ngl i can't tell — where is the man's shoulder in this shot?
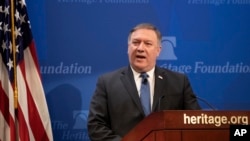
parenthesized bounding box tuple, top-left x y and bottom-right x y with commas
(156, 67, 190, 84)
(157, 66, 186, 77)
(100, 66, 128, 78)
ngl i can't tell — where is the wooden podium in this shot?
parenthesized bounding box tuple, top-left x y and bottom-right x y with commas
(122, 110, 250, 141)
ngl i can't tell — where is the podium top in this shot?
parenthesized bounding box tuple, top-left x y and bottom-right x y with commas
(122, 110, 250, 141)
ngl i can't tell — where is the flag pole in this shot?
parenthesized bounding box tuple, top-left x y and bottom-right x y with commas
(10, 0, 18, 109)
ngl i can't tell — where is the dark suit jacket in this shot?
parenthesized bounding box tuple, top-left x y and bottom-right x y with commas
(87, 66, 201, 141)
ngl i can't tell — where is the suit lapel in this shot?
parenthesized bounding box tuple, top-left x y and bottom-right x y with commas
(120, 67, 145, 114)
(152, 67, 168, 112)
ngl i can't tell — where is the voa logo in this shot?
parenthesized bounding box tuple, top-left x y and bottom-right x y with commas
(157, 36, 177, 61)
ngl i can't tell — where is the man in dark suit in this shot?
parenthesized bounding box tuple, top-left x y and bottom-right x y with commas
(87, 23, 201, 141)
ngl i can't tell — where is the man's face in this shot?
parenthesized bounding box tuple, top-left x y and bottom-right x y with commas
(128, 28, 161, 72)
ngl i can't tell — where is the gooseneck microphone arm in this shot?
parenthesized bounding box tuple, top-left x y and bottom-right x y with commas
(192, 95, 216, 111)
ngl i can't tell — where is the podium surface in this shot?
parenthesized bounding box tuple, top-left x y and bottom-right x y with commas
(122, 110, 250, 141)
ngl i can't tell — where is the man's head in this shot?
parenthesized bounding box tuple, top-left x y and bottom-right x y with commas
(128, 23, 162, 72)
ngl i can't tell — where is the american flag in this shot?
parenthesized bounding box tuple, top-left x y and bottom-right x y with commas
(0, 0, 53, 140)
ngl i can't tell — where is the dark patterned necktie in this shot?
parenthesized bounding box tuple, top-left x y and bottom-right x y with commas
(140, 73, 151, 116)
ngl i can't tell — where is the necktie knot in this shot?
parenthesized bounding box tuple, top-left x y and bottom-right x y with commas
(140, 73, 148, 84)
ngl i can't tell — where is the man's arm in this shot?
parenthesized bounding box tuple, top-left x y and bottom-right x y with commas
(183, 75, 201, 110)
(87, 76, 122, 141)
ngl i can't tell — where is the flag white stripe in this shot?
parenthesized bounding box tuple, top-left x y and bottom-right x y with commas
(0, 113, 11, 141)
(16, 64, 35, 140)
(0, 55, 15, 118)
(0, 54, 15, 141)
(23, 48, 53, 140)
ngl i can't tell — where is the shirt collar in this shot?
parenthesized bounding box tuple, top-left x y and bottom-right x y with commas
(130, 66, 155, 79)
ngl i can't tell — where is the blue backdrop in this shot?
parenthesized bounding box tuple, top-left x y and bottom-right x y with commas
(26, 0, 250, 140)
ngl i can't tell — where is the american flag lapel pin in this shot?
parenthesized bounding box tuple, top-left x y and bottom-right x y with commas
(158, 75, 163, 79)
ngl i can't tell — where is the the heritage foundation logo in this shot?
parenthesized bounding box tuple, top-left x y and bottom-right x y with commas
(158, 36, 177, 60)
(52, 110, 89, 140)
(158, 36, 250, 74)
(73, 110, 88, 129)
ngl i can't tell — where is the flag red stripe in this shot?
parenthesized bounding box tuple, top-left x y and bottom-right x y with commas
(29, 41, 41, 79)
(17, 105, 30, 141)
(0, 83, 16, 141)
(27, 86, 49, 141)
(18, 49, 49, 141)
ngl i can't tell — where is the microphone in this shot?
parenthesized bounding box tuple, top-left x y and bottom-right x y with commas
(192, 95, 216, 111)
(158, 95, 165, 111)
